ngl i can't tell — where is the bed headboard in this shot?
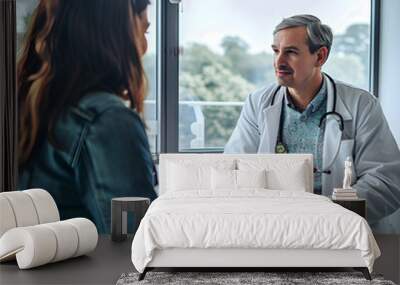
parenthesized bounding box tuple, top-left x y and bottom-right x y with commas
(159, 154, 314, 195)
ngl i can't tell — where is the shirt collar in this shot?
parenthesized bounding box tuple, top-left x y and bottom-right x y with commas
(285, 77, 327, 114)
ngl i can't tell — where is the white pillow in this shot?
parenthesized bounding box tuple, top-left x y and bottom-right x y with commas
(237, 169, 267, 189)
(266, 167, 307, 191)
(167, 162, 207, 191)
(237, 159, 309, 192)
(211, 168, 267, 190)
(211, 168, 236, 190)
(166, 160, 235, 192)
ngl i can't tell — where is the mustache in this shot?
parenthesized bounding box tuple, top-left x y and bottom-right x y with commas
(276, 65, 293, 73)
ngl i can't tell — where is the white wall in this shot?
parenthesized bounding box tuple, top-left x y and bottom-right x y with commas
(379, 0, 400, 146)
(375, 3, 400, 284)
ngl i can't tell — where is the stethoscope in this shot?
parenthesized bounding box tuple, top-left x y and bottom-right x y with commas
(271, 73, 344, 175)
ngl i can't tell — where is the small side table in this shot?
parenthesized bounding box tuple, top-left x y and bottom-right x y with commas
(111, 197, 150, 242)
(332, 198, 366, 218)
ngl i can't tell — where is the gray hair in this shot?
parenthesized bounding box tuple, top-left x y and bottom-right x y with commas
(273, 15, 333, 56)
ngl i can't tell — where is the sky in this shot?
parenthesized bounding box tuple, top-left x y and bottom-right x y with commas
(16, 0, 371, 56)
(179, 0, 371, 54)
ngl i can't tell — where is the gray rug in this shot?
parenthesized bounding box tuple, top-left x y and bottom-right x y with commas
(117, 271, 396, 285)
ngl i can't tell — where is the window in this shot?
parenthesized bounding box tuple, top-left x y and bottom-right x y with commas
(177, 0, 371, 151)
(16, 0, 159, 153)
(15, 1, 376, 154)
(143, 1, 158, 153)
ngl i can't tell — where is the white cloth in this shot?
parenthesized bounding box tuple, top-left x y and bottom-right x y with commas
(131, 190, 380, 273)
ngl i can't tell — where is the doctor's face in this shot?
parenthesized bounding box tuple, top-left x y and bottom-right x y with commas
(272, 26, 323, 89)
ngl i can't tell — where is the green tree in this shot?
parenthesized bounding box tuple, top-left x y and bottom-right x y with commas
(180, 43, 230, 75)
(324, 54, 365, 87)
(221, 36, 274, 87)
(180, 42, 256, 147)
(331, 23, 370, 89)
(180, 62, 254, 147)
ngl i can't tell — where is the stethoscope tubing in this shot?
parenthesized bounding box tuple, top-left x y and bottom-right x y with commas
(271, 73, 344, 174)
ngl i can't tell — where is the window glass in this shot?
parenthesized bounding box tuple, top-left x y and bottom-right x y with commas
(178, 0, 371, 150)
(143, 1, 158, 153)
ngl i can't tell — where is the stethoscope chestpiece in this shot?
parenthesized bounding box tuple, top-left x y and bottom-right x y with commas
(275, 142, 287, 154)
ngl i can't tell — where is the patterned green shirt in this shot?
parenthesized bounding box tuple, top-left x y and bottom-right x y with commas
(281, 79, 327, 194)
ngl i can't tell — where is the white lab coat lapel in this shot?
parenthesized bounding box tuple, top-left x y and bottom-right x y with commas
(258, 88, 285, 153)
(322, 74, 352, 194)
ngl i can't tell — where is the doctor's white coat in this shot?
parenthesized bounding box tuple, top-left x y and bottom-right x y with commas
(225, 74, 400, 233)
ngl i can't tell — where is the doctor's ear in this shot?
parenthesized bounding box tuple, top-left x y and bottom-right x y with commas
(315, 46, 329, 67)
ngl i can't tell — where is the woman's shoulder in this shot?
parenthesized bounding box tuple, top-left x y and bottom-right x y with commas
(65, 91, 144, 130)
(74, 91, 129, 120)
(55, 91, 140, 139)
(52, 92, 145, 165)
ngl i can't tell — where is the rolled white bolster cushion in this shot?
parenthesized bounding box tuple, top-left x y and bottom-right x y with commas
(0, 218, 98, 269)
(65, 218, 98, 257)
(0, 226, 57, 269)
(0, 189, 60, 239)
(0, 196, 17, 237)
(23, 189, 60, 224)
(42, 221, 79, 262)
(0, 191, 39, 228)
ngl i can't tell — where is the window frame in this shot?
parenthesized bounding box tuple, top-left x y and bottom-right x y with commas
(159, 0, 179, 154)
(0, 0, 17, 192)
(370, 0, 381, 97)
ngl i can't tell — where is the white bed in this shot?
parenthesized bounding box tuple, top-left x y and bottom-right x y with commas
(131, 154, 380, 280)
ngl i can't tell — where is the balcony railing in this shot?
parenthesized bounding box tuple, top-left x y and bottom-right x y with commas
(143, 99, 244, 152)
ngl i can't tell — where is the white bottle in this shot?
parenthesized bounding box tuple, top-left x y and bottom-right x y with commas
(343, 156, 353, 189)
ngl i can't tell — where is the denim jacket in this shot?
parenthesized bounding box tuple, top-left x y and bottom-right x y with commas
(19, 92, 158, 233)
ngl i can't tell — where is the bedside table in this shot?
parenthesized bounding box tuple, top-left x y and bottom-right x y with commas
(332, 198, 366, 218)
(111, 197, 150, 242)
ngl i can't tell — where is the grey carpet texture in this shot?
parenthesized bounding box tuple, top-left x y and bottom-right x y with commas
(116, 271, 396, 285)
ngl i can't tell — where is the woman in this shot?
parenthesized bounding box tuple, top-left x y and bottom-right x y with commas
(17, 0, 157, 233)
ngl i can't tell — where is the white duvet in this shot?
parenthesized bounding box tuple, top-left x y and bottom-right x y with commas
(131, 190, 380, 273)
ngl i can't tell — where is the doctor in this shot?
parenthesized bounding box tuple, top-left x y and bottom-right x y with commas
(225, 15, 400, 232)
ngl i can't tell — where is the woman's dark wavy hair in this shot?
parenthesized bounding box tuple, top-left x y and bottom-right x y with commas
(17, 0, 150, 166)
